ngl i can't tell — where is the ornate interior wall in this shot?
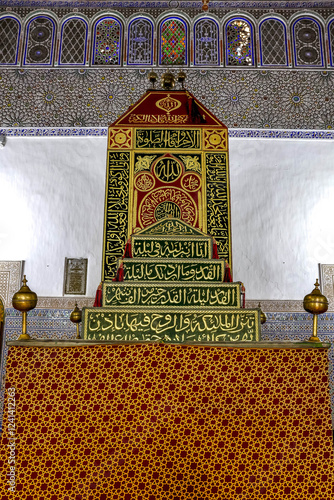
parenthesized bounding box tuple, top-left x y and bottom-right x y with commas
(1, 0, 334, 422)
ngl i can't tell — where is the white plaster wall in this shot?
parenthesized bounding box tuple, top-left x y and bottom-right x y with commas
(0, 135, 333, 300)
(229, 137, 334, 300)
(0, 136, 107, 297)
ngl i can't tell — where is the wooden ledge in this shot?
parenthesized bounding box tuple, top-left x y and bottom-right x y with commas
(6, 339, 330, 349)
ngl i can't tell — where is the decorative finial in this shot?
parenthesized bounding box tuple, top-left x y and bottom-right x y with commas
(202, 0, 209, 11)
(161, 71, 175, 90)
(177, 71, 186, 89)
(303, 278, 328, 342)
(12, 275, 38, 340)
(70, 303, 82, 339)
(258, 303, 267, 325)
(148, 70, 158, 89)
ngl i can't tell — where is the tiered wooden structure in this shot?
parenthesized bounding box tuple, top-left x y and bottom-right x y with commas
(82, 218, 260, 342)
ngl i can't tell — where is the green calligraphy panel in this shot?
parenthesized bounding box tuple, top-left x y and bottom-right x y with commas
(121, 258, 225, 282)
(135, 129, 201, 150)
(82, 307, 260, 342)
(131, 236, 212, 259)
(206, 152, 231, 265)
(102, 282, 241, 308)
(103, 151, 130, 280)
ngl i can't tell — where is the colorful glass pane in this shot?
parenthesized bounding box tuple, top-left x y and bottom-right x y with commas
(128, 18, 153, 65)
(160, 18, 187, 65)
(194, 19, 219, 65)
(94, 18, 121, 65)
(226, 19, 253, 66)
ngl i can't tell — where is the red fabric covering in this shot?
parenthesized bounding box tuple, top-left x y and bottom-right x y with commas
(223, 262, 233, 282)
(113, 262, 124, 282)
(212, 240, 219, 259)
(123, 239, 132, 258)
(93, 282, 102, 307)
(240, 282, 246, 308)
(1, 344, 333, 498)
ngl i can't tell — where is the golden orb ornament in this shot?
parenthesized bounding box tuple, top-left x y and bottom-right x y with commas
(177, 71, 186, 89)
(161, 71, 175, 90)
(12, 275, 37, 340)
(258, 303, 267, 325)
(70, 303, 82, 339)
(303, 279, 328, 342)
(148, 70, 158, 89)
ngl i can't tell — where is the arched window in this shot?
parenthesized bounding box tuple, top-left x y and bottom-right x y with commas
(24, 16, 55, 65)
(160, 17, 187, 65)
(292, 18, 324, 67)
(59, 17, 88, 65)
(0, 16, 21, 65)
(194, 18, 219, 66)
(259, 18, 288, 66)
(92, 17, 122, 65)
(328, 19, 334, 66)
(225, 18, 255, 66)
(127, 18, 153, 65)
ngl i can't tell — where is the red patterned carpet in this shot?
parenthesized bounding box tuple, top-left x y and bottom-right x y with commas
(1, 343, 334, 499)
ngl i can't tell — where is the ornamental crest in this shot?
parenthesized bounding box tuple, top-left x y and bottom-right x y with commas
(156, 94, 182, 115)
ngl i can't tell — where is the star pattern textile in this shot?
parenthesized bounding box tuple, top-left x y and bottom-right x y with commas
(0, 343, 333, 499)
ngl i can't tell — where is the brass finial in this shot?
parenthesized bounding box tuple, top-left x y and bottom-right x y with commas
(258, 303, 267, 325)
(202, 0, 209, 10)
(303, 279, 328, 342)
(161, 71, 175, 90)
(12, 275, 37, 340)
(70, 303, 82, 339)
(177, 71, 186, 89)
(148, 70, 158, 89)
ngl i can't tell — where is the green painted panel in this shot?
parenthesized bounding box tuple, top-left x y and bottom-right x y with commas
(135, 129, 201, 150)
(121, 258, 224, 281)
(206, 152, 231, 265)
(82, 307, 261, 342)
(103, 282, 241, 308)
(103, 151, 130, 280)
(131, 236, 212, 259)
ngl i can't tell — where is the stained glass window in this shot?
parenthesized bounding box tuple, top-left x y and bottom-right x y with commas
(24, 16, 55, 65)
(328, 20, 334, 66)
(259, 19, 288, 66)
(0, 16, 20, 65)
(127, 18, 153, 65)
(194, 18, 219, 66)
(160, 17, 187, 65)
(93, 17, 122, 65)
(225, 18, 254, 66)
(59, 17, 87, 65)
(292, 18, 323, 67)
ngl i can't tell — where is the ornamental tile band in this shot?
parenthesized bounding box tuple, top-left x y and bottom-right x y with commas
(1, 68, 334, 131)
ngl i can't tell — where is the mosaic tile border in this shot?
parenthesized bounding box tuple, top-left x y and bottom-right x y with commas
(1, 0, 334, 8)
(1, 127, 334, 140)
(1, 68, 334, 130)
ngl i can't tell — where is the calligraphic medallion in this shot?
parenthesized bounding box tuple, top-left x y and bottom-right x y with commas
(153, 157, 182, 183)
(108, 128, 132, 149)
(134, 172, 155, 192)
(204, 129, 227, 150)
(155, 94, 182, 114)
(139, 187, 197, 227)
(181, 172, 202, 192)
